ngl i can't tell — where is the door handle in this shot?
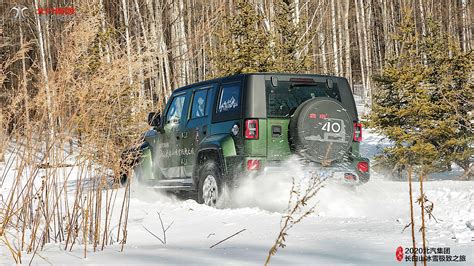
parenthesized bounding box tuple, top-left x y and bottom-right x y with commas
(202, 125, 207, 135)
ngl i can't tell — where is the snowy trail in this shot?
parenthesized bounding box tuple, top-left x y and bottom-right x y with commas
(1, 130, 473, 265)
(14, 175, 472, 265)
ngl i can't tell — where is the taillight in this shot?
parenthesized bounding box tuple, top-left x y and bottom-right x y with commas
(344, 173, 357, 181)
(247, 159, 260, 170)
(245, 119, 259, 139)
(353, 122, 362, 142)
(357, 161, 369, 173)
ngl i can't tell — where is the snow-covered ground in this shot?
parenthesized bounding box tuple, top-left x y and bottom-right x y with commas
(1, 111, 473, 264)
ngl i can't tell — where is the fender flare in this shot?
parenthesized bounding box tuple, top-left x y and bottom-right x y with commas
(193, 134, 237, 183)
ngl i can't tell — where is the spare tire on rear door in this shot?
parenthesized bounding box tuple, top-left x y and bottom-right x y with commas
(289, 98, 353, 165)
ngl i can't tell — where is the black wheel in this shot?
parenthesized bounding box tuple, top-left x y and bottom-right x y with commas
(118, 154, 133, 185)
(119, 162, 141, 187)
(119, 170, 129, 186)
(197, 161, 223, 207)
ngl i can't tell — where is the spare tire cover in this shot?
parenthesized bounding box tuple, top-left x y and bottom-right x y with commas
(289, 98, 353, 164)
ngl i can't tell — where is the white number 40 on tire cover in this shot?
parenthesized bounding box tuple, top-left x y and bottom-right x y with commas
(321, 121, 341, 133)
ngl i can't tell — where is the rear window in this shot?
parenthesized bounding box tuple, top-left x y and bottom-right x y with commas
(217, 83, 240, 113)
(266, 81, 341, 117)
(212, 81, 242, 122)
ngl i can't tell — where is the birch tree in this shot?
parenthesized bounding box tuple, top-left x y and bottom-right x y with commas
(343, 0, 352, 85)
(330, 0, 339, 75)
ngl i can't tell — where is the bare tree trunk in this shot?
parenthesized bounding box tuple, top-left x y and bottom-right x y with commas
(99, 0, 111, 63)
(135, 34, 145, 106)
(418, 0, 427, 64)
(337, 0, 344, 76)
(330, 0, 339, 74)
(381, 0, 390, 59)
(294, 0, 300, 24)
(355, 0, 366, 94)
(344, 0, 352, 85)
(259, 0, 273, 34)
(156, 0, 172, 103)
(171, 0, 190, 87)
(44, 18, 53, 72)
(19, 22, 29, 128)
(319, 28, 328, 74)
(418, 0, 427, 37)
(121, 0, 134, 86)
(133, 0, 149, 104)
(34, 0, 53, 136)
(390, 0, 400, 57)
(145, 0, 162, 108)
(360, 0, 372, 103)
(461, 0, 470, 52)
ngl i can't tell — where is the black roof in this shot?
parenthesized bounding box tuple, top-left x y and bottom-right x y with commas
(173, 72, 342, 93)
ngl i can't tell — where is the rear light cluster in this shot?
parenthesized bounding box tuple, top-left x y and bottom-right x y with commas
(353, 122, 363, 142)
(357, 161, 369, 173)
(344, 173, 357, 181)
(245, 119, 259, 139)
(247, 159, 261, 170)
(245, 119, 260, 171)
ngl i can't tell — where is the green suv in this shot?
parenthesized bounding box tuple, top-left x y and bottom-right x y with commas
(121, 73, 369, 206)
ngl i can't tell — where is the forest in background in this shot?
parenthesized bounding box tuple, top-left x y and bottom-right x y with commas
(1, 0, 472, 108)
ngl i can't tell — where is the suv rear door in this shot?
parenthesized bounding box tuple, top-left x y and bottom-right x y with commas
(182, 84, 217, 177)
(265, 79, 342, 160)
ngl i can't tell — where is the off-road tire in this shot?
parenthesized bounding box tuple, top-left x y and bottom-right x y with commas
(197, 161, 223, 207)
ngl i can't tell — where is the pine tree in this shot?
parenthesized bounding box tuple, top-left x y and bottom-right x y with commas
(209, 0, 311, 77)
(272, 0, 310, 72)
(210, 0, 274, 77)
(423, 21, 473, 176)
(369, 11, 473, 178)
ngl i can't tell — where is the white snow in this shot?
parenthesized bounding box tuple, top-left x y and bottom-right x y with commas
(1, 126, 473, 264)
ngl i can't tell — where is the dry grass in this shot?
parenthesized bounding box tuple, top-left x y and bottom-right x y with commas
(265, 174, 325, 265)
(0, 6, 149, 263)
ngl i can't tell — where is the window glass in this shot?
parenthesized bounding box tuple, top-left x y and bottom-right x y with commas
(266, 81, 341, 117)
(217, 83, 240, 113)
(166, 95, 186, 124)
(191, 89, 208, 118)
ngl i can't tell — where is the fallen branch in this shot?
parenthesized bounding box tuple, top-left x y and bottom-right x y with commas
(157, 211, 173, 244)
(209, 229, 246, 248)
(142, 212, 173, 245)
(142, 225, 164, 244)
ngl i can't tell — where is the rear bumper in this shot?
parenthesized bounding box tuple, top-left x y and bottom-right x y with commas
(263, 165, 367, 184)
(249, 157, 370, 184)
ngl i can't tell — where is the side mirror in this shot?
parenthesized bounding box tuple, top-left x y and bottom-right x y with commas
(147, 112, 161, 128)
